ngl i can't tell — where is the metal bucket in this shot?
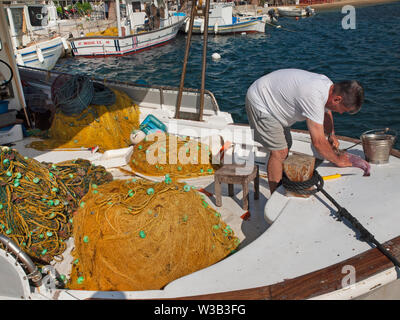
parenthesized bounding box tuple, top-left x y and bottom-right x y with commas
(360, 128, 397, 164)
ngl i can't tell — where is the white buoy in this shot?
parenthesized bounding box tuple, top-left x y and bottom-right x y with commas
(200, 20, 205, 34)
(185, 19, 190, 33)
(241, 32, 246, 35)
(214, 23, 219, 35)
(16, 52, 24, 66)
(130, 129, 146, 145)
(212, 52, 221, 61)
(61, 37, 69, 50)
(36, 46, 44, 63)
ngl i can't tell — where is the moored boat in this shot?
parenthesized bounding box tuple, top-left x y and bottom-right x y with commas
(68, 0, 186, 57)
(183, 2, 270, 35)
(4, 2, 68, 70)
(277, 5, 315, 17)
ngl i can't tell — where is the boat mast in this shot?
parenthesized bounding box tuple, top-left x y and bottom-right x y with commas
(116, 0, 122, 37)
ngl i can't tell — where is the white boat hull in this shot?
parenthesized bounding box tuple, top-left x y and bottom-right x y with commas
(15, 36, 65, 71)
(277, 6, 315, 17)
(3, 67, 400, 301)
(69, 18, 185, 57)
(190, 18, 266, 34)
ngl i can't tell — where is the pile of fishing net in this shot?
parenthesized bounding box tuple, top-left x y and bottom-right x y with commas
(0, 147, 112, 264)
(129, 132, 220, 179)
(68, 178, 239, 291)
(28, 88, 140, 152)
(85, 27, 119, 37)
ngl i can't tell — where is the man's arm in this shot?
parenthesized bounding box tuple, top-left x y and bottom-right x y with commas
(324, 110, 339, 150)
(306, 118, 351, 167)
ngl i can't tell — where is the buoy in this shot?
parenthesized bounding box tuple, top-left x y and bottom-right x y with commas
(185, 19, 190, 33)
(130, 129, 146, 145)
(16, 52, 24, 66)
(241, 32, 246, 35)
(36, 46, 44, 63)
(200, 20, 205, 34)
(212, 52, 221, 61)
(214, 23, 219, 35)
(61, 37, 69, 50)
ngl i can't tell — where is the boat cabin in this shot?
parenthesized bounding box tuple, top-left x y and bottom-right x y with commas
(4, 3, 58, 50)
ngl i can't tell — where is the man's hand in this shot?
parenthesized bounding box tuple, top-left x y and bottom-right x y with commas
(328, 134, 340, 151)
(336, 152, 352, 167)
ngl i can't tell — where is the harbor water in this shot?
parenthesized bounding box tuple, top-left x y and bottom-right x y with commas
(54, 2, 400, 149)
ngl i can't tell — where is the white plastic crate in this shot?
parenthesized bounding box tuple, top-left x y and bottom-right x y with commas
(0, 124, 23, 145)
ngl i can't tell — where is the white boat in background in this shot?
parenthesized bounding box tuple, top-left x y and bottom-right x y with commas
(4, 2, 68, 70)
(184, 2, 270, 35)
(277, 5, 315, 17)
(68, 0, 186, 57)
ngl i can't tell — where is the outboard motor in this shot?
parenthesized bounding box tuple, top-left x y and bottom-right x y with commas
(267, 8, 278, 22)
(305, 6, 313, 17)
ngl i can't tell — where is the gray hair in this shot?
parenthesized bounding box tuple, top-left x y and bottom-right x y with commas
(333, 80, 364, 114)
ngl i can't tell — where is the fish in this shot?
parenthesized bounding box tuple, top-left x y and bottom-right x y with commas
(346, 152, 371, 176)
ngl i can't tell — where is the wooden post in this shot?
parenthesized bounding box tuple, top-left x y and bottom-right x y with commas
(283, 154, 315, 198)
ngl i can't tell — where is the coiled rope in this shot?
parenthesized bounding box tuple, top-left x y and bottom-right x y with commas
(282, 170, 400, 268)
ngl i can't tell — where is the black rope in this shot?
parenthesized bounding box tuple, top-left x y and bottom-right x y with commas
(282, 170, 400, 268)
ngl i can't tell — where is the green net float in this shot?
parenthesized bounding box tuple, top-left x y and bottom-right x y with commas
(92, 190, 98, 195)
(48, 200, 54, 206)
(6, 171, 12, 177)
(33, 177, 40, 184)
(128, 191, 134, 197)
(3, 159, 9, 165)
(51, 164, 57, 170)
(138, 145, 143, 150)
(69, 173, 74, 179)
(16, 172, 22, 179)
(13, 180, 20, 187)
(77, 276, 84, 284)
(49, 213, 55, 218)
(73, 258, 79, 265)
(139, 230, 146, 239)
(46, 232, 53, 237)
(80, 201, 85, 208)
(213, 224, 220, 230)
(5, 229, 12, 235)
(183, 185, 191, 192)
(146, 188, 155, 195)
(182, 215, 188, 222)
(200, 169, 204, 173)
(52, 187, 59, 193)
(83, 236, 89, 243)
(60, 274, 66, 282)
(41, 249, 47, 256)
(54, 199, 60, 206)
(177, 166, 182, 171)
(207, 168, 213, 173)
(69, 218, 73, 224)
(39, 233, 44, 239)
(0, 204, 3, 210)
(92, 184, 98, 189)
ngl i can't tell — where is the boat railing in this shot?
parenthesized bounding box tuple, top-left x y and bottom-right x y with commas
(18, 65, 221, 121)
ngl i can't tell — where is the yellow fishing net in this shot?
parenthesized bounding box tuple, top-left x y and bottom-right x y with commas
(85, 27, 119, 37)
(68, 178, 239, 291)
(0, 147, 112, 264)
(129, 132, 221, 179)
(29, 90, 140, 152)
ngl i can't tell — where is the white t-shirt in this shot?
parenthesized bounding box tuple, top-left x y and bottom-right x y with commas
(246, 69, 333, 127)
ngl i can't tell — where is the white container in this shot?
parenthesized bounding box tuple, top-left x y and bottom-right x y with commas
(91, 146, 133, 168)
(0, 124, 23, 145)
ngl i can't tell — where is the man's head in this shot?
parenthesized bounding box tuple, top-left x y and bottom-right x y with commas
(326, 80, 364, 114)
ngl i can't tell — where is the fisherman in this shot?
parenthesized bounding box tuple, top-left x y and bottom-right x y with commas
(245, 68, 364, 193)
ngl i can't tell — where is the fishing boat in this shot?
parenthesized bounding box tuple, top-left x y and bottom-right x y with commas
(183, 2, 270, 35)
(4, 2, 68, 70)
(2, 5, 400, 301)
(277, 5, 315, 17)
(68, 0, 186, 57)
